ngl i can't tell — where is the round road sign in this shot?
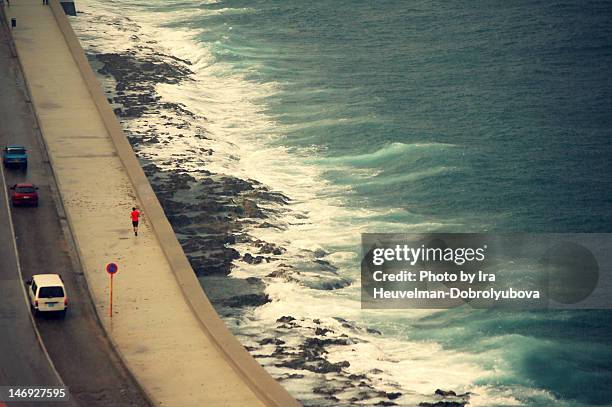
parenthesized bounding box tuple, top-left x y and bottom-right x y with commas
(106, 263, 118, 274)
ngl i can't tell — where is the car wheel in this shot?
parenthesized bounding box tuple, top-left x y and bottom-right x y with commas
(60, 309, 67, 318)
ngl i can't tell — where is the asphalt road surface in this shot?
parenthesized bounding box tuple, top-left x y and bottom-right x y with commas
(0, 153, 69, 407)
(0, 13, 149, 407)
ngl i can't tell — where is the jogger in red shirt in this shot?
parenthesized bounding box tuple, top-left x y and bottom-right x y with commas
(131, 207, 141, 236)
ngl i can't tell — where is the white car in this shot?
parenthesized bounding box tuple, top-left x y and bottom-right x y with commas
(27, 274, 68, 317)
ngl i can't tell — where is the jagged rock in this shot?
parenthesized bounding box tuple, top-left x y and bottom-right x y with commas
(367, 327, 382, 335)
(243, 253, 265, 264)
(241, 198, 264, 218)
(314, 248, 328, 258)
(387, 392, 402, 400)
(259, 338, 286, 346)
(219, 294, 270, 308)
(167, 214, 191, 227)
(258, 242, 285, 255)
(313, 386, 341, 396)
(303, 337, 350, 348)
(315, 327, 332, 336)
(314, 259, 338, 272)
(434, 389, 471, 398)
(266, 269, 291, 279)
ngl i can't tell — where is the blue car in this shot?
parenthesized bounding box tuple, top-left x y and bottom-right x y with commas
(3, 146, 28, 170)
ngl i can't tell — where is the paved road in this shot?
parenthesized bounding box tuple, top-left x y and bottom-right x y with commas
(0, 153, 68, 407)
(0, 13, 149, 407)
(0, 12, 67, 407)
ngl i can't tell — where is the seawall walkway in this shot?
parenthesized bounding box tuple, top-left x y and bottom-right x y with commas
(3, 1, 298, 406)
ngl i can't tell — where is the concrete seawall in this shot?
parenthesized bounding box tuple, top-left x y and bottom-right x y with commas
(4, 1, 299, 406)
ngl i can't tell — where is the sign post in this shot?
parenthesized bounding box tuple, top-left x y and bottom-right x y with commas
(106, 263, 118, 318)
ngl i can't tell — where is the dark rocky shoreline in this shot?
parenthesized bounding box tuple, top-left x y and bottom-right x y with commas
(85, 27, 470, 406)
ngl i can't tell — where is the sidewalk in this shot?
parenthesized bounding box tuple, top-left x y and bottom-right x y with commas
(3, 1, 288, 406)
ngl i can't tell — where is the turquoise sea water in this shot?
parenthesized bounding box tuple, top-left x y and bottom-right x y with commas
(179, 0, 612, 233)
(73, 1, 612, 405)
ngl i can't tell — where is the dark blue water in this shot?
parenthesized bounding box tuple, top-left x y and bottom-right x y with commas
(76, 0, 612, 405)
(183, 0, 612, 233)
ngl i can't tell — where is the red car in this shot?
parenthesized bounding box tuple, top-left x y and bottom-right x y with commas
(10, 183, 39, 207)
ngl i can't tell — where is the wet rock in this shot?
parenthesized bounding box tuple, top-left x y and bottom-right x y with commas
(308, 278, 352, 291)
(219, 176, 253, 194)
(241, 198, 264, 218)
(219, 293, 270, 308)
(417, 389, 471, 407)
(257, 221, 284, 230)
(167, 214, 191, 228)
(314, 248, 328, 258)
(313, 386, 341, 396)
(276, 358, 349, 374)
(259, 338, 286, 346)
(245, 277, 261, 284)
(434, 389, 470, 398)
(188, 247, 241, 276)
(276, 324, 298, 330)
(304, 337, 350, 348)
(248, 189, 291, 205)
(257, 242, 285, 255)
(314, 259, 338, 272)
(277, 373, 305, 381)
(243, 253, 266, 264)
(315, 327, 333, 336)
(265, 269, 298, 281)
(386, 392, 402, 400)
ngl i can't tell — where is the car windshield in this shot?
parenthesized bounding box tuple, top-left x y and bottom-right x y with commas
(7, 148, 25, 155)
(15, 186, 35, 193)
(38, 286, 64, 298)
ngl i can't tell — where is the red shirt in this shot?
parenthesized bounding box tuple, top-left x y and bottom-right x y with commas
(131, 210, 141, 221)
